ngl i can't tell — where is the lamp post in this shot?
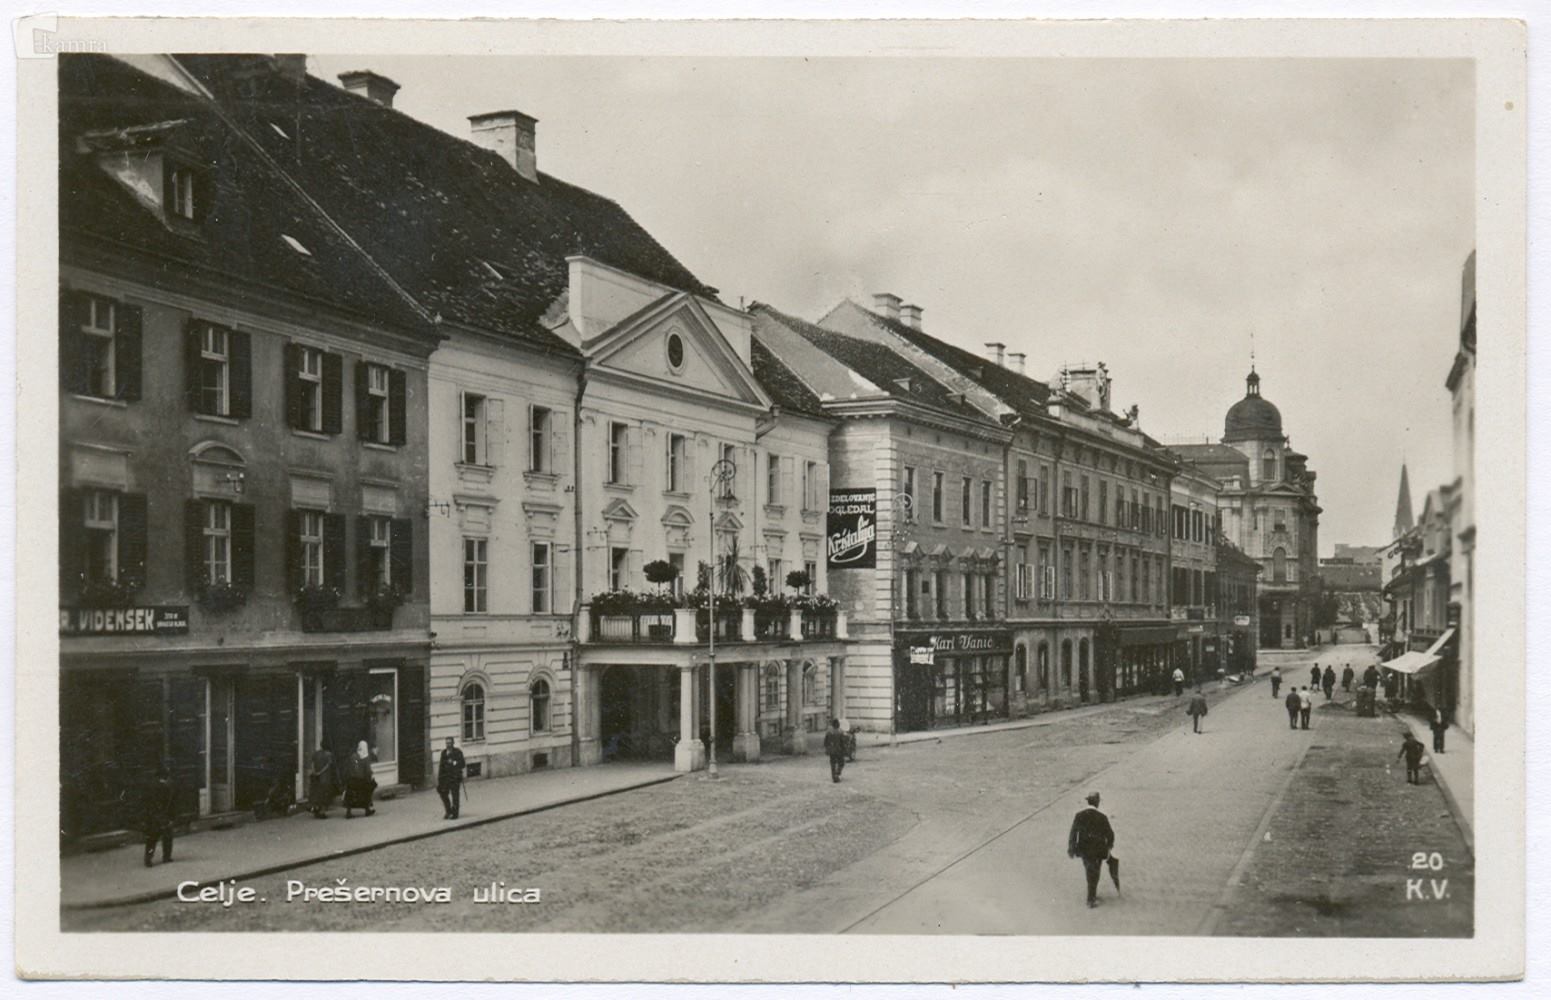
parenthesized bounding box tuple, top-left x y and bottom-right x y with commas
(706, 458, 736, 778)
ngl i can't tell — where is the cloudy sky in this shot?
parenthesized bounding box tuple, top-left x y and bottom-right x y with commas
(312, 54, 1475, 554)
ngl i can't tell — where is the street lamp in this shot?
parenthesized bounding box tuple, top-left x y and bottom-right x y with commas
(706, 457, 736, 778)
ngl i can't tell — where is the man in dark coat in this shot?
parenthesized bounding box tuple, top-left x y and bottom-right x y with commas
(1310, 664, 1321, 689)
(437, 736, 466, 819)
(1341, 665, 1355, 692)
(1186, 692, 1209, 734)
(1429, 706, 1449, 754)
(1322, 665, 1337, 700)
(1067, 792, 1116, 908)
(138, 765, 177, 867)
(1398, 732, 1426, 784)
(1284, 688, 1301, 730)
(1363, 664, 1381, 690)
(1270, 667, 1282, 698)
(823, 718, 848, 783)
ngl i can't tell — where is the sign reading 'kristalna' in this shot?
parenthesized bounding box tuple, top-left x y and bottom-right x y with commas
(827, 487, 877, 570)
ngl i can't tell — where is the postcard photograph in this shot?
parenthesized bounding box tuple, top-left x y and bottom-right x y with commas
(13, 14, 1527, 984)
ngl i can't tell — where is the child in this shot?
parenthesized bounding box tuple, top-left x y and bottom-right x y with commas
(1397, 732, 1426, 785)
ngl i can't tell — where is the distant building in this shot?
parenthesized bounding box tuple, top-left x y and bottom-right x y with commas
(1446, 251, 1476, 735)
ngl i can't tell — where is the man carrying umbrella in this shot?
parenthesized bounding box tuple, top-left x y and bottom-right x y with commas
(1067, 791, 1116, 909)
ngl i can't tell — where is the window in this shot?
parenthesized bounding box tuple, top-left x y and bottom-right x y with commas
(764, 667, 782, 715)
(608, 422, 629, 484)
(1061, 546, 1073, 600)
(963, 572, 976, 619)
(801, 663, 818, 706)
(934, 570, 949, 618)
(669, 553, 686, 597)
(81, 295, 116, 398)
(668, 433, 689, 492)
(297, 347, 324, 432)
(529, 406, 552, 472)
(1130, 554, 1140, 602)
(803, 461, 820, 511)
(932, 472, 945, 522)
(83, 490, 119, 583)
(461, 393, 487, 465)
(530, 679, 551, 733)
(1141, 558, 1151, 605)
(1131, 489, 1141, 530)
(1016, 460, 1030, 514)
(365, 516, 391, 588)
(1080, 475, 1090, 521)
(299, 511, 325, 587)
(1099, 480, 1108, 525)
(531, 542, 552, 613)
(463, 537, 488, 613)
(1099, 548, 1112, 602)
(1062, 471, 1075, 518)
(765, 452, 781, 504)
(611, 547, 630, 591)
(666, 331, 686, 371)
(1263, 449, 1277, 482)
(768, 557, 783, 593)
(1038, 543, 1054, 600)
(803, 560, 817, 594)
(170, 166, 198, 219)
(1273, 547, 1287, 583)
(198, 325, 230, 416)
(201, 500, 232, 585)
(902, 466, 917, 506)
(719, 443, 737, 499)
(1079, 546, 1091, 600)
(981, 480, 992, 528)
(461, 683, 486, 741)
(961, 477, 973, 526)
(1038, 464, 1050, 515)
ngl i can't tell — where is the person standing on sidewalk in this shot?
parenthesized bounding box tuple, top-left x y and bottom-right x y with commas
(136, 764, 177, 868)
(1322, 665, 1336, 700)
(342, 741, 377, 819)
(1341, 664, 1355, 693)
(1363, 663, 1381, 691)
(1310, 664, 1322, 690)
(1284, 687, 1301, 729)
(1068, 792, 1116, 909)
(1429, 705, 1448, 754)
(307, 743, 335, 819)
(1172, 667, 1185, 697)
(437, 737, 466, 819)
(1398, 731, 1426, 784)
(1271, 666, 1282, 698)
(823, 718, 848, 783)
(1186, 692, 1208, 733)
(1299, 687, 1313, 730)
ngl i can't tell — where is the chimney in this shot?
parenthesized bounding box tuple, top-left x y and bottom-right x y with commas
(899, 303, 923, 330)
(338, 70, 401, 108)
(469, 110, 540, 184)
(872, 293, 902, 321)
(1007, 352, 1026, 375)
(984, 342, 1006, 367)
(272, 54, 308, 84)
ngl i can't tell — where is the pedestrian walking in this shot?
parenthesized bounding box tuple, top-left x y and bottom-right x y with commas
(1310, 664, 1321, 690)
(136, 764, 177, 868)
(1172, 667, 1185, 697)
(342, 740, 377, 819)
(823, 718, 848, 782)
(1429, 705, 1448, 754)
(307, 742, 335, 818)
(1363, 663, 1381, 691)
(1067, 792, 1116, 909)
(436, 736, 466, 819)
(1398, 732, 1426, 784)
(1284, 688, 1301, 729)
(1186, 692, 1208, 733)
(1299, 687, 1313, 730)
(1322, 665, 1336, 700)
(1341, 664, 1355, 693)
(1270, 666, 1282, 698)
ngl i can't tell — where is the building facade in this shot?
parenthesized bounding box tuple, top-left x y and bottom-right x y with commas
(59, 54, 440, 839)
(1445, 251, 1476, 736)
(1169, 464, 1221, 682)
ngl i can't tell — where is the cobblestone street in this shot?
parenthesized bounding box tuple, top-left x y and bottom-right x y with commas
(66, 652, 1471, 936)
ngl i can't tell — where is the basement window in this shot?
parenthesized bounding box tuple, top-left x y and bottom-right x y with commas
(281, 233, 312, 257)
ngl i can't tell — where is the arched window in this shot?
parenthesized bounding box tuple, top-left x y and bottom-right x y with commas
(801, 661, 818, 706)
(1262, 449, 1276, 482)
(461, 682, 485, 742)
(530, 678, 551, 733)
(1061, 639, 1073, 688)
(1037, 643, 1050, 691)
(1272, 547, 1287, 583)
(1014, 645, 1028, 693)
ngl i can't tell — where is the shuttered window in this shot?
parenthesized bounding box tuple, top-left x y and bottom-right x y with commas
(60, 290, 141, 401)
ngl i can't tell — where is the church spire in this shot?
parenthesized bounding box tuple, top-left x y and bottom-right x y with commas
(1393, 463, 1415, 539)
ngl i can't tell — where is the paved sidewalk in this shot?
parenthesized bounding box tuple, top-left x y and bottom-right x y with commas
(1398, 713, 1475, 852)
(63, 762, 676, 909)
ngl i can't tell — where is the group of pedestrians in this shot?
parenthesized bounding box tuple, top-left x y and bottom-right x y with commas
(306, 741, 381, 820)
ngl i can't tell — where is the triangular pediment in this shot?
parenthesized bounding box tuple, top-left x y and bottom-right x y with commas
(585, 294, 771, 410)
(602, 498, 639, 522)
(713, 510, 744, 533)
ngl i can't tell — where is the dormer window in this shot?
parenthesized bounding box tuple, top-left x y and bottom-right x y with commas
(170, 166, 198, 219)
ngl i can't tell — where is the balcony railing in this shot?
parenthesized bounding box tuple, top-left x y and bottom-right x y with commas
(800, 609, 838, 639)
(696, 608, 743, 642)
(591, 608, 678, 642)
(580, 604, 847, 645)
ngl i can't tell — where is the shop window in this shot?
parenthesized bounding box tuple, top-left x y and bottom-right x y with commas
(367, 668, 398, 768)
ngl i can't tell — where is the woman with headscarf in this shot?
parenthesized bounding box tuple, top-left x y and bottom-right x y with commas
(307, 742, 335, 819)
(342, 740, 377, 819)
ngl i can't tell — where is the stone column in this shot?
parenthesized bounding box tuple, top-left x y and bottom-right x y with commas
(784, 658, 809, 755)
(674, 664, 705, 772)
(576, 665, 603, 765)
(732, 662, 760, 762)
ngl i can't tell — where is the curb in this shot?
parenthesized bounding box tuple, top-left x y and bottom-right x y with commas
(63, 773, 682, 911)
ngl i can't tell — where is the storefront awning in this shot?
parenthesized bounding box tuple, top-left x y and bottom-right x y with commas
(1425, 628, 1456, 656)
(1382, 651, 1440, 675)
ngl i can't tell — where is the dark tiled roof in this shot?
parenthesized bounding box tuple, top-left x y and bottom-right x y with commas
(822, 300, 1055, 416)
(750, 337, 827, 419)
(1170, 443, 1248, 467)
(176, 55, 716, 354)
(59, 54, 430, 334)
(751, 304, 965, 413)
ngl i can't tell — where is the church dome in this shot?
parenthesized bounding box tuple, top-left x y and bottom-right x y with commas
(1223, 369, 1283, 442)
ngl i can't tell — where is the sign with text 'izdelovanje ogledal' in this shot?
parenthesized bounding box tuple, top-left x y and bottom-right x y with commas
(827, 487, 876, 570)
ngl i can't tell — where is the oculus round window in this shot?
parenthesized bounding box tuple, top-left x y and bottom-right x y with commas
(666, 331, 685, 371)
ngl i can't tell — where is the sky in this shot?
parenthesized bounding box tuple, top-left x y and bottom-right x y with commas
(311, 54, 1475, 556)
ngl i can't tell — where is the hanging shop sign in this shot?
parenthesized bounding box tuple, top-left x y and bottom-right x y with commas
(922, 631, 1014, 655)
(60, 605, 190, 636)
(909, 646, 936, 665)
(827, 487, 877, 569)
(1233, 615, 1251, 627)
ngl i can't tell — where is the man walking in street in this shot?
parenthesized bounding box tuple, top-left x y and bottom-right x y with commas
(1398, 731, 1426, 784)
(1322, 665, 1337, 701)
(437, 736, 466, 820)
(137, 764, 177, 868)
(1172, 667, 1185, 697)
(1270, 666, 1282, 698)
(1299, 686, 1313, 730)
(1067, 791, 1116, 909)
(1186, 691, 1208, 734)
(1341, 664, 1355, 693)
(1310, 664, 1321, 690)
(824, 718, 848, 783)
(1363, 663, 1381, 691)
(1285, 687, 1301, 729)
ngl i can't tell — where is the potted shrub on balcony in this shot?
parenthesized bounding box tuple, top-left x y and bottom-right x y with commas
(293, 583, 342, 630)
(76, 575, 139, 609)
(785, 569, 812, 594)
(197, 580, 247, 614)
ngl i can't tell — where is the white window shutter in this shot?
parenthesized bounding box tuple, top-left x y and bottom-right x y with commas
(552, 410, 569, 479)
(485, 398, 505, 468)
(781, 455, 796, 507)
(457, 390, 468, 463)
(626, 425, 643, 486)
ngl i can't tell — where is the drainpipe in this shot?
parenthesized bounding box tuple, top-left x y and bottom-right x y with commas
(569, 367, 589, 770)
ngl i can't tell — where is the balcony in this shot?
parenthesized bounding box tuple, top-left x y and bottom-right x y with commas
(298, 605, 397, 633)
(591, 608, 678, 642)
(580, 598, 846, 646)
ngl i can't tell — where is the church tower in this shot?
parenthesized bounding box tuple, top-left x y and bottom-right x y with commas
(1393, 463, 1415, 540)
